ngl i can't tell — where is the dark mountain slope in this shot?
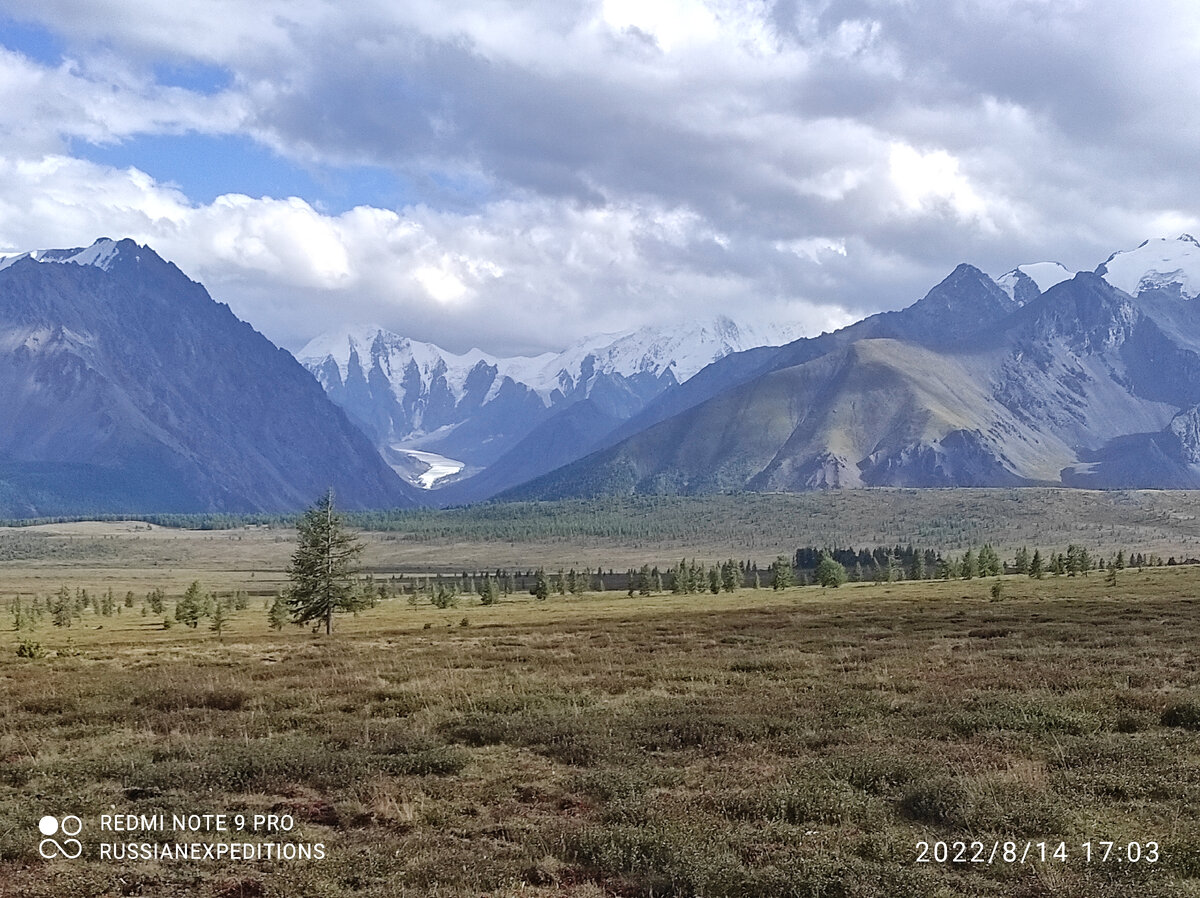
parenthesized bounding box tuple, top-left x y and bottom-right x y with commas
(0, 239, 417, 515)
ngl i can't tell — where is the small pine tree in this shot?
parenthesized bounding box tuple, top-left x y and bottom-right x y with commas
(176, 581, 204, 628)
(209, 599, 229, 636)
(51, 586, 73, 628)
(961, 549, 977, 580)
(532, 568, 550, 601)
(285, 490, 365, 634)
(639, 565, 653, 597)
(1013, 546, 1030, 575)
(1030, 549, 1044, 579)
(267, 593, 289, 630)
(772, 556, 794, 590)
(911, 552, 926, 581)
(721, 559, 739, 592)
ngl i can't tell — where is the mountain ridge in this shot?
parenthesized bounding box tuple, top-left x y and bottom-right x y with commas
(0, 238, 417, 516)
(501, 235, 1200, 500)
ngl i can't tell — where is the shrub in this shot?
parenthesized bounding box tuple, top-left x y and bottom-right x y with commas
(15, 639, 44, 659)
(1161, 699, 1200, 730)
(899, 776, 968, 827)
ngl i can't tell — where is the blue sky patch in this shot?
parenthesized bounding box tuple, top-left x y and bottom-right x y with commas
(0, 14, 65, 66)
(71, 132, 414, 213)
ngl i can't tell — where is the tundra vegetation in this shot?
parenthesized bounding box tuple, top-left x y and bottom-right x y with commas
(0, 499, 1198, 896)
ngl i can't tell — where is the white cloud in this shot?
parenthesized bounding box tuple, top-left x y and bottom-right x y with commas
(888, 142, 989, 222)
(0, 153, 855, 352)
(1, 1, 1199, 353)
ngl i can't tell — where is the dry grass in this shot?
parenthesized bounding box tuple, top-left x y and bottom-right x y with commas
(0, 563, 1198, 896)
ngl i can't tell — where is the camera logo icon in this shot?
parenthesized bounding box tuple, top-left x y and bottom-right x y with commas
(38, 815, 83, 859)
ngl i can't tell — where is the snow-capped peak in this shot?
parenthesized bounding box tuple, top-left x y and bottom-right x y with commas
(299, 316, 804, 408)
(0, 238, 124, 274)
(297, 326, 533, 402)
(996, 261, 1073, 301)
(1097, 234, 1200, 299)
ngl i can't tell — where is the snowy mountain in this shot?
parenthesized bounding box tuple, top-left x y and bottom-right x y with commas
(0, 237, 126, 272)
(1097, 234, 1200, 299)
(298, 317, 802, 495)
(996, 261, 1073, 305)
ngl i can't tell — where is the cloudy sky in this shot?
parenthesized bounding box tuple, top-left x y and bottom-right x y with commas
(0, 1, 1197, 354)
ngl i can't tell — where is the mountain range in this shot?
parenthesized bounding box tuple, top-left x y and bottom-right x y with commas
(297, 318, 802, 501)
(503, 235, 1200, 498)
(4, 234, 1200, 516)
(0, 239, 416, 516)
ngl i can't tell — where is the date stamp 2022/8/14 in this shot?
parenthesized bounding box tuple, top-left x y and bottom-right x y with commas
(915, 839, 1160, 866)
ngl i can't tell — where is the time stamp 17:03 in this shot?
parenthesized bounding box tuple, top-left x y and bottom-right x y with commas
(915, 840, 1160, 865)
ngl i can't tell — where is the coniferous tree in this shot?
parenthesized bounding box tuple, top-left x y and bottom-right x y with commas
(267, 593, 289, 630)
(721, 559, 739, 592)
(209, 599, 229, 636)
(772, 555, 794, 590)
(51, 586, 73, 628)
(532, 568, 550, 601)
(961, 549, 977, 580)
(1052, 553, 1066, 576)
(147, 587, 166, 614)
(176, 581, 204, 628)
(911, 552, 926, 581)
(285, 490, 365, 635)
(1013, 547, 1030, 575)
(979, 545, 1001, 577)
(1030, 549, 1044, 579)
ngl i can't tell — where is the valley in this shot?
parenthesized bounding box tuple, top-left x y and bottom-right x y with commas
(2, 521, 1198, 897)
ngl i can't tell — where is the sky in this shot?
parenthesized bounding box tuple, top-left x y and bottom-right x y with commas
(0, 1, 1197, 355)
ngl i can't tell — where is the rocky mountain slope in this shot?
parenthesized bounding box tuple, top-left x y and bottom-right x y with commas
(505, 235, 1200, 498)
(0, 239, 417, 516)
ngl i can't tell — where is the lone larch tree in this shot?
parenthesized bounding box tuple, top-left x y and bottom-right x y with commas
(286, 489, 365, 634)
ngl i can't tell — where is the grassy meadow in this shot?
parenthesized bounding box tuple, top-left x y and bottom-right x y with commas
(1, 496, 1199, 896)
